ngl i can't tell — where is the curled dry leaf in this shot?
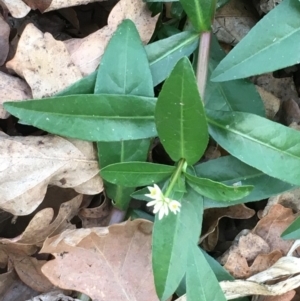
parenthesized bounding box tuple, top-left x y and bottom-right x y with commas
(201, 204, 255, 251)
(0, 71, 32, 118)
(65, 0, 159, 75)
(0, 132, 103, 215)
(6, 23, 83, 99)
(40, 219, 158, 301)
(79, 194, 111, 227)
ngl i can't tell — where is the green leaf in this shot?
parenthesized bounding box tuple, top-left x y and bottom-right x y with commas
(155, 57, 208, 165)
(100, 162, 175, 187)
(281, 216, 300, 240)
(152, 189, 203, 300)
(55, 31, 199, 97)
(211, 0, 300, 82)
(194, 156, 295, 208)
(94, 19, 153, 209)
(4, 94, 157, 142)
(185, 172, 253, 201)
(147, 30, 199, 86)
(94, 19, 154, 97)
(186, 245, 226, 301)
(207, 109, 300, 186)
(206, 35, 265, 117)
(179, 0, 216, 31)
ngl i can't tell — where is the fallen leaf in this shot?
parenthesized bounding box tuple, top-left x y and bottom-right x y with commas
(0, 132, 103, 215)
(45, 0, 105, 12)
(22, 0, 52, 11)
(64, 0, 159, 75)
(6, 23, 82, 98)
(12, 255, 54, 293)
(254, 291, 295, 301)
(41, 219, 158, 301)
(0, 71, 32, 118)
(253, 204, 295, 255)
(1, 0, 30, 18)
(256, 86, 280, 119)
(79, 195, 111, 227)
(201, 204, 255, 251)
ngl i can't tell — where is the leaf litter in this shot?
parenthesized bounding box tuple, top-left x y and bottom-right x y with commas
(1, 0, 300, 300)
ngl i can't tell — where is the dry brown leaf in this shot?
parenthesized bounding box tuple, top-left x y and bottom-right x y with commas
(40, 219, 158, 301)
(213, 0, 257, 45)
(22, 0, 52, 11)
(201, 204, 255, 251)
(79, 195, 111, 227)
(0, 71, 32, 118)
(220, 232, 271, 278)
(12, 255, 54, 293)
(65, 0, 159, 75)
(256, 86, 280, 119)
(249, 250, 282, 276)
(6, 23, 82, 98)
(253, 73, 298, 103)
(0, 133, 103, 215)
(253, 204, 295, 255)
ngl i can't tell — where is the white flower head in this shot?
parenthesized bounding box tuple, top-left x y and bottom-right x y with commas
(146, 185, 181, 220)
(145, 183, 164, 200)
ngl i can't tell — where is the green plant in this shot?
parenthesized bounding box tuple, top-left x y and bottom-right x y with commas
(4, 0, 300, 300)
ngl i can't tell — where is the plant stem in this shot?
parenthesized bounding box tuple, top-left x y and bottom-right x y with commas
(196, 31, 212, 99)
(164, 158, 186, 197)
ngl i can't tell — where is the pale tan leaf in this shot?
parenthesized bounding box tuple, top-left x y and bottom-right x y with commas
(45, 0, 105, 12)
(1, 0, 30, 18)
(0, 71, 32, 118)
(41, 219, 158, 301)
(6, 23, 82, 98)
(0, 133, 103, 215)
(65, 0, 159, 75)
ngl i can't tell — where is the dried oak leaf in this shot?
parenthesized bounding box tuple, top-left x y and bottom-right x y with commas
(0, 71, 32, 118)
(6, 23, 82, 99)
(253, 204, 295, 255)
(40, 219, 158, 301)
(0, 133, 103, 215)
(64, 0, 159, 75)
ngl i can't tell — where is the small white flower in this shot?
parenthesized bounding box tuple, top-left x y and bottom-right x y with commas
(145, 183, 164, 200)
(167, 198, 181, 214)
(146, 185, 181, 220)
